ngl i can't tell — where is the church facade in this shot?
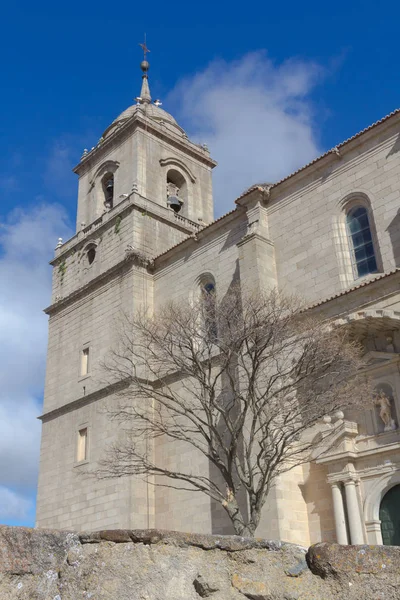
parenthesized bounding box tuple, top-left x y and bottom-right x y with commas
(36, 60, 400, 547)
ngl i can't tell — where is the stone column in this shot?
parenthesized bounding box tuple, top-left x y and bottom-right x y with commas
(344, 480, 364, 544)
(331, 483, 348, 544)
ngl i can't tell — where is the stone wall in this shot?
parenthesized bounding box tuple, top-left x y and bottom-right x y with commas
(267, 119, 400, 304)
(1, 526, 399, 600)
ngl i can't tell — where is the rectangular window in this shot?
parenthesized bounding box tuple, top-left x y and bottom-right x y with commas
(81, 347, 90, 376)
(77, 428, 88, 462)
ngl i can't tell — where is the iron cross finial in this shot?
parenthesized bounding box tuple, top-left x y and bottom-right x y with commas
(139, 35, 150, 60)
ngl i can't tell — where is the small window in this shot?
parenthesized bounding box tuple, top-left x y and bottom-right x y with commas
(87, 246, 96, 265)
(201, 277, 217, 340)
(77, 428, 88, 462)
(81, 347, 90, 376)
(102, 173, 114, 209)
(203, 282, 215, 295)
(346, 206, 378, 278)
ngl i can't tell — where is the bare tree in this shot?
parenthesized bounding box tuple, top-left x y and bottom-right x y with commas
(98, 287, 372, 536)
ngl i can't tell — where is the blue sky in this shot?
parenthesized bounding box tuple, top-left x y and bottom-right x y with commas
(1, 0, 400, 527)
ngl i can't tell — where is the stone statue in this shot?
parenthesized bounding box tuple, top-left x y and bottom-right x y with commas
(375, 393, 397, 431)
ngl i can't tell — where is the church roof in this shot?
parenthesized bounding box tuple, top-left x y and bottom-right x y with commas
(102, 59, 185, 140)
(235, 108, 400, 204)
(153, 107, 400, 266)
(103, 102, 185, 139)
(306, 268, 400, 310)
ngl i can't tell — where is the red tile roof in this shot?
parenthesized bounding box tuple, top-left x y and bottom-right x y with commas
(306, 269, 400, 310)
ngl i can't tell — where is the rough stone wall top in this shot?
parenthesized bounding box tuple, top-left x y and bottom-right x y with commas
(1, 526, 399, 600)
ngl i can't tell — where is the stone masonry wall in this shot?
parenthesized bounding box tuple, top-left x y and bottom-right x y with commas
(1, 526, 399, 600)
(268, 121, 400, 304)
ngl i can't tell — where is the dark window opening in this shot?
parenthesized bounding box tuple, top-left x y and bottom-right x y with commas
(201, 279, 217, 340)
(103, 173, 114, 209)
(87, 247, 96, 265)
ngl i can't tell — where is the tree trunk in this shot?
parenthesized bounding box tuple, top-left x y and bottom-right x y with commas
(222, 497, 257, 537)
(238, 523, 257, 537)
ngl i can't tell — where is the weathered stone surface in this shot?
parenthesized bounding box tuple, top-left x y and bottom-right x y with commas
(0, 526, 79, 575)
(307, 541, 400, 578)
(79, 528, 302, 552)
(193, 573, 220, 596)
(284, 555, 308, 578)
(0, 527, 400, 599)
(231, 573, 271, 599)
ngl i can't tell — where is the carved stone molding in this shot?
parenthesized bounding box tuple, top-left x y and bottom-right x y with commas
(159, 157, 197, 183)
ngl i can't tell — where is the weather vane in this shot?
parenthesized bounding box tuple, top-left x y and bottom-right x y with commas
(139, 35, 150, 61)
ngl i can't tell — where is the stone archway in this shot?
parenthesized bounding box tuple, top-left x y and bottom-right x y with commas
(364, 470, 400, 544)
(380, 485, 400, 545)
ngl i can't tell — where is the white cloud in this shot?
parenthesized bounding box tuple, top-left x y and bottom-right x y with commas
(0, 486, 31, 520)
(0, 204, 72, 521)
(44, 140, 77, 198)
(168, 52, 324, 216)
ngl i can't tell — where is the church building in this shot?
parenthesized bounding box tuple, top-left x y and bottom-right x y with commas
(36, 55, 400, 547)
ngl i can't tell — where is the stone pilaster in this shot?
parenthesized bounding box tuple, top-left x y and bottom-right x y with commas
(237, 200, 277, 293)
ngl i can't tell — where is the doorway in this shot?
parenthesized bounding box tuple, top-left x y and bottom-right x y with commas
(380, 485, 400, 545)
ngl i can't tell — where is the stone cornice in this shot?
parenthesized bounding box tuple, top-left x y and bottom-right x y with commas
(236, 231, 274, 248)
(133, 194, 201, 233)
(39, 371, 175, 421)
(317, 440, 400, 465)
(52, 193, 199, 264)
(52, 197, 133, 263)
(305, 269, 400, 315)
(74, 111, 216, 177)
(44, 258, 136, 316)
(39, 379, 131, 422)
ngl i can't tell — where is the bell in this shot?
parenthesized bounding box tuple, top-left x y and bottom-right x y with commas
(167, 195, 182, 213)
(105, 178, 114, 201)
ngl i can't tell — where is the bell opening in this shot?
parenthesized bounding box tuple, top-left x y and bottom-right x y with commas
(167, 195, 183, 213)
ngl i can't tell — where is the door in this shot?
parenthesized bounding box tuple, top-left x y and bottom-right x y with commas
(380, 485, 400, 546)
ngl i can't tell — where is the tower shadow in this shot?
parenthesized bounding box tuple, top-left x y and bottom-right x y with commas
(387, 208, 400, 268)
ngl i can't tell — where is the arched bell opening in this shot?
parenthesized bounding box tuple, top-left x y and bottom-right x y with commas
(102, 172, 114, 210)
(166, 169, 187, 216)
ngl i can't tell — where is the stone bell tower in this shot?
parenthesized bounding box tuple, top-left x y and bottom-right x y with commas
(75, 55, 216, 232)
(35, 50, 217, 532)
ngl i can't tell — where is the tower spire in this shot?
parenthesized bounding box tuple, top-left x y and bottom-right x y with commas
(137, 36, 151, 104)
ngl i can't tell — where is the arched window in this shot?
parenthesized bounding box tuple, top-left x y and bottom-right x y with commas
(166, 169, 187, 215)
(346, 206, 378, 278)
(86, 244, 97, 266)
(102, 173, 114, 210)
(199, 276, 217, 341)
